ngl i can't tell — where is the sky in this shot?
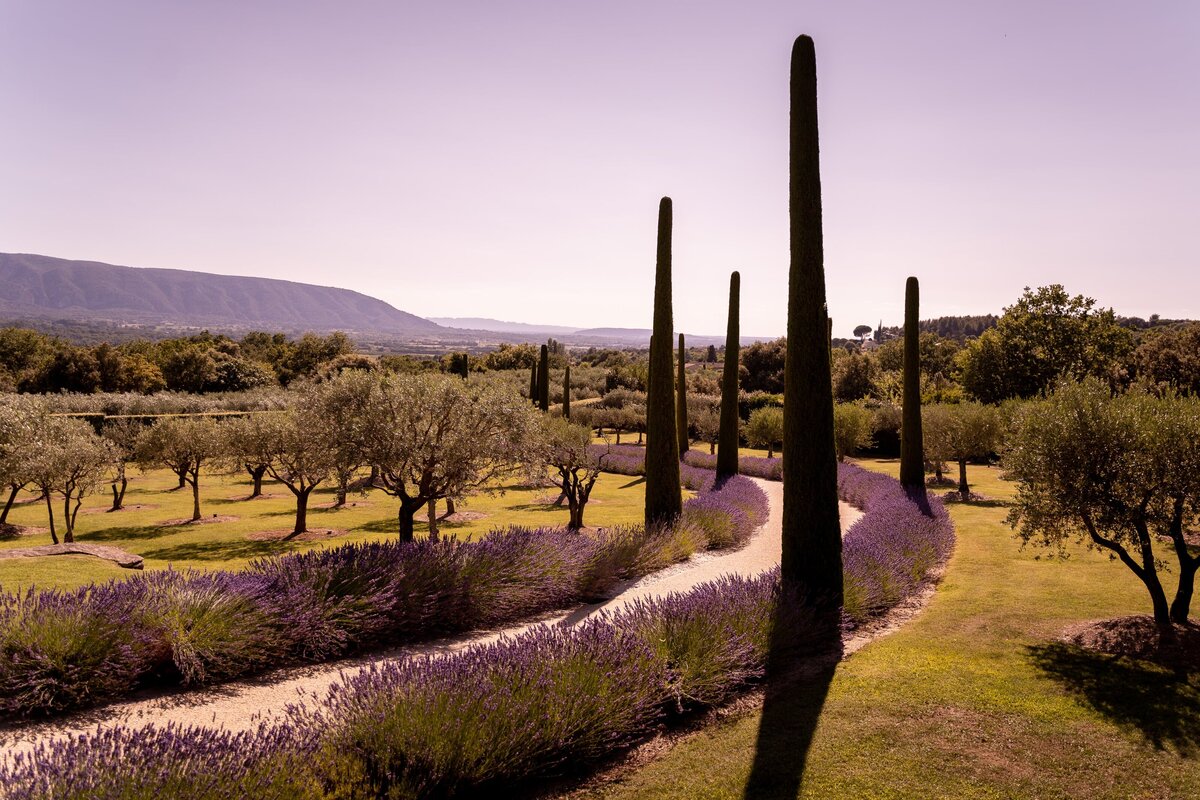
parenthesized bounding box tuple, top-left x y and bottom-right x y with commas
(1, 1, 1197, 338)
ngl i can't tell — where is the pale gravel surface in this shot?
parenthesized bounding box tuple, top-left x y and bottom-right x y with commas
(0, 478, 862, 759)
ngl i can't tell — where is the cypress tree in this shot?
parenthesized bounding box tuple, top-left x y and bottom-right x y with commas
(644, 197, 683, 528)
(716, 271, 741, 480)
(529, 362, 538, 405)
(537, 344, 550, 412)
(900, 276, 926, 497)
(563, 362, 571, 420)
(782, 35, 842, 609)
(676, 333, 689, 457)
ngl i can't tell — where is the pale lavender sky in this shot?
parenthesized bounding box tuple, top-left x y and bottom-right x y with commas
(2, 1, 1197, 336)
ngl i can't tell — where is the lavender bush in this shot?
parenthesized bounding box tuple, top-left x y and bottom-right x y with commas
(0, 476, 769, 719)
(837, 462, 954, 623)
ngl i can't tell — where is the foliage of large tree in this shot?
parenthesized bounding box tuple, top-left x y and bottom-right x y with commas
(300, 373, 377, 507)
(100, 418, 143, 511)
(739, 338, 786, 394)
(958, 285, 1133, 403)
(135, 417, 225, 521)
(1004, 380, 1200, 625)
(1131, 322, 1200, 395)
(922, 402, 1001, 499)
(362, 373, 539, 541)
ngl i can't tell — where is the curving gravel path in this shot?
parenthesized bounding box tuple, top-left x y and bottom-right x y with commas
(0, 478, 861, 759)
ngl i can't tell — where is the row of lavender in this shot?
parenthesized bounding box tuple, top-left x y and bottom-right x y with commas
(594, 445, 954, 624)
(0, 476, 769, 719)
(1, 463, 954, 799)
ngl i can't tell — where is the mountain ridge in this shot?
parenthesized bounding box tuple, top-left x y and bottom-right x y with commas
(0, 253, 440, 334)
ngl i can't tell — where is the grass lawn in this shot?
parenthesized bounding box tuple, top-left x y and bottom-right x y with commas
(584, 458, 1200, 799)
(0, 467, 652, 592)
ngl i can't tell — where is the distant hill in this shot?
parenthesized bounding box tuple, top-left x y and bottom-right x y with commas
(428, 317, 581, 335)
(0, 253, 441, 334)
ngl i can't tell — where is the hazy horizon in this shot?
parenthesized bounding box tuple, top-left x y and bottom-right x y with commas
(2, 1, 1197, 338)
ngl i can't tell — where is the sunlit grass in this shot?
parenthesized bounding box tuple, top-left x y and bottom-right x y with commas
(0, 468, 650, 591)
(586, 459, 1200, 799)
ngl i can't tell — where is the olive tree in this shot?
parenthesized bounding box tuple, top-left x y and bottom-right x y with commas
(244, 409, 336, 537)
(27, 417, 115, 543)
(923, 402, 1002, 499)
(832, 402, 874, 462)
(746, 406, 784, 459)
(539, 417, 610, 530)
(101, 418, 143, 511)
(362, 373, 539, 542)
(0, 396, 46, 525)
(298, 372, 376, 507)
(136, 416, 225, 521)
(221, 414, 273, 498)
(1004, 379, 1200, 625)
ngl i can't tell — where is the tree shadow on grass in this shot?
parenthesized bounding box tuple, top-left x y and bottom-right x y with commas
(81, 524, 177, 542)
(142, 538, 288, 563)
(743, 602, 842, 799)
(619, 476, 646, 489)
(1027, 642, 1200, 755)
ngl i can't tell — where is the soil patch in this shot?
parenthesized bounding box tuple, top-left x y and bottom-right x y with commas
(0, 523, 48, 539)
(440, 511, 488, 523)
(161, 515, 240, 526)
(1061, 615, 1200, 670)
(245, 528, 351, 542)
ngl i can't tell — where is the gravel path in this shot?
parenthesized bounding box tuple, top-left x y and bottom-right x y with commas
(0, 478, 861, 758)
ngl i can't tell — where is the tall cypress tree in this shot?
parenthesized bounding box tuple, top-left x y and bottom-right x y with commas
(563, 362, 571, 420)
(782, 35, 842, 609)
(900, 276, 926, 497)
(537, 344, 550, 412)
(716, 271, 741, 480)
(676, 333, 689, 457)
(645, 197, 683, 528)
(529, 362, 538, 405)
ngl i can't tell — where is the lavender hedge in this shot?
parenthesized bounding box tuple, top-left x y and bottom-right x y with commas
(1, 465, 953, 799)
(837, 461, 954, 624)
(0, 476, 769, 720)
(0, 572, 785, 800)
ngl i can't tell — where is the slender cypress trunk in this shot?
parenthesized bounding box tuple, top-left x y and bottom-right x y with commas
(644, 197, 683, 529)
(538, 345, 551, 412)
(563, 363, 571, 420)
(2, 484, 20, 524)
(677, 333, 689, 457)
(781, 35, 842, 610)
(900, 277, 926, 499)
(716, 272, 741, 480)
